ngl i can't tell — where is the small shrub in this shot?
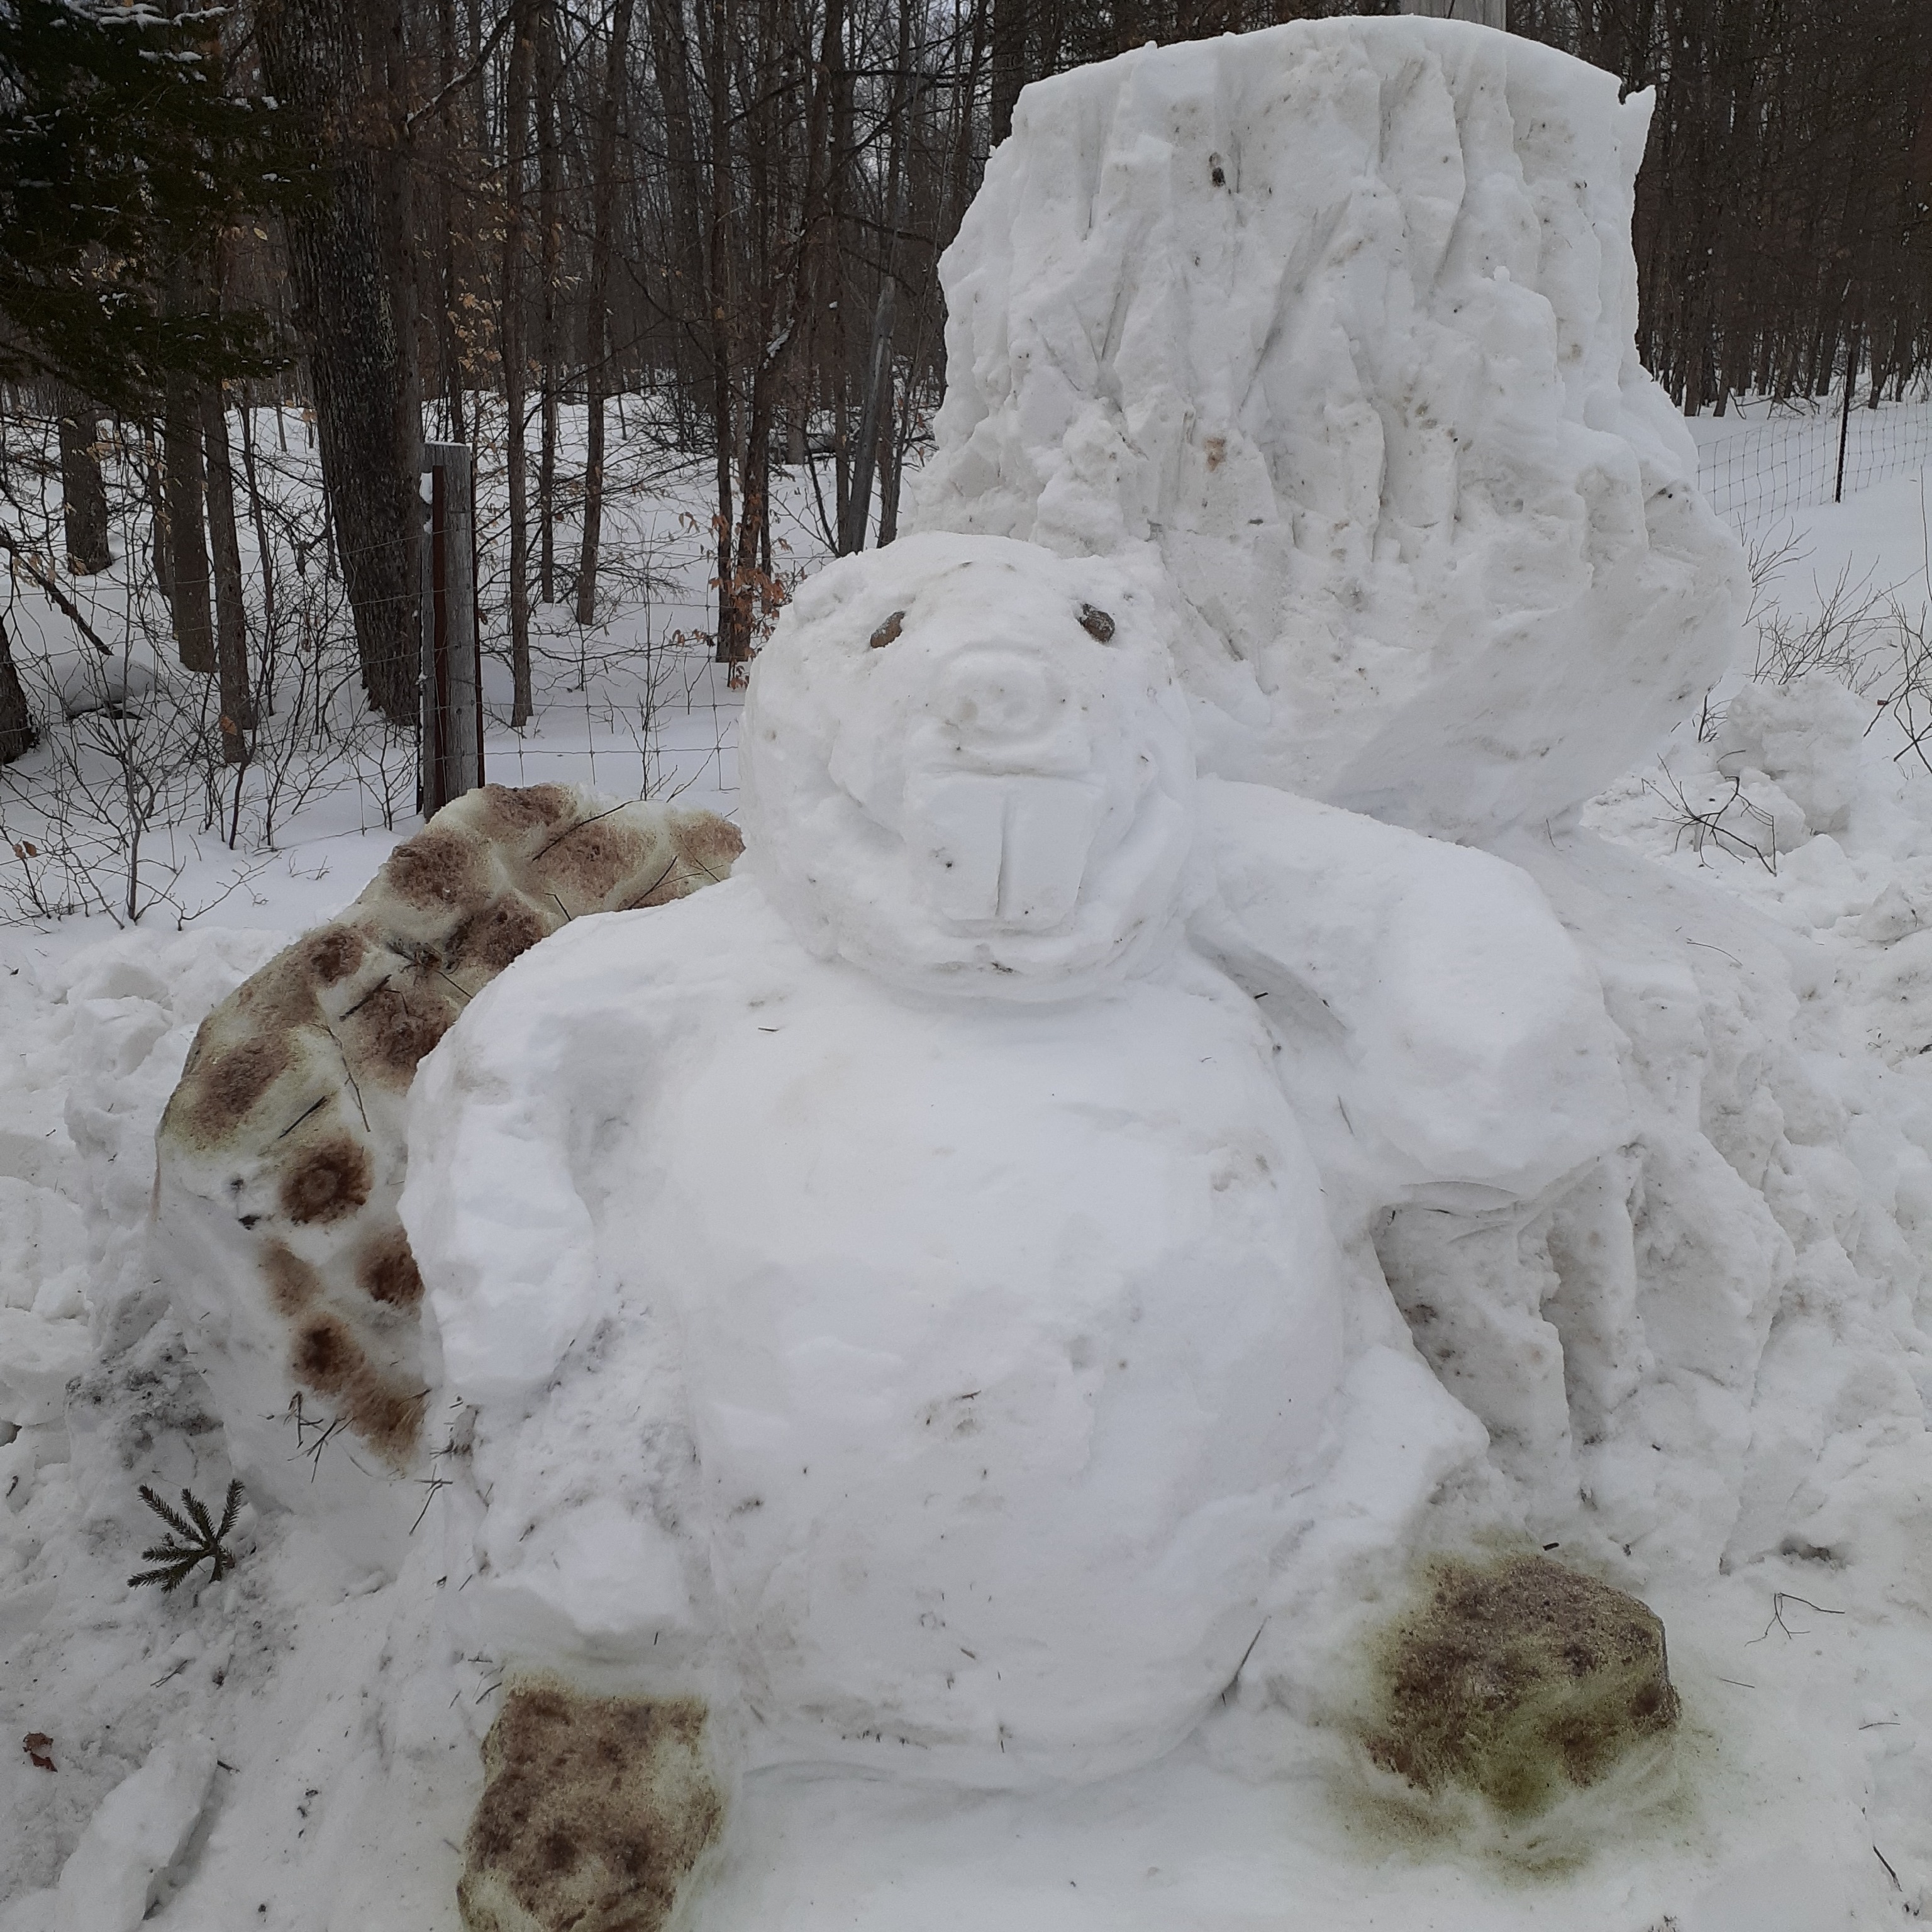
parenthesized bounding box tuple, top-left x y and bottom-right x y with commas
(128, 1478, 245, 1593)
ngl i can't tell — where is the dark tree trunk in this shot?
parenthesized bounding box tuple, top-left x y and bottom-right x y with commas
(237, 402, 277, 683)
(575, 0, 637, 628)
(142, 426, 171, 599)
(0, 614, 36, 765)
(536, 0, 560, 604)
(257, 0, 421, 721)
(201, 390, 254, 765)
(165, 377, 216, 674)
(436, 0, 467, 445)
(649, 0, 711, 424)
(55, 390, 112, 574)
(991, 0, 1024, 145)
(721, 0, 841, 665)
(840, 0, 911, 555)
(504, 0, 535, 724)
(828, 24, 853, 542)
(702, 0, 738, 662)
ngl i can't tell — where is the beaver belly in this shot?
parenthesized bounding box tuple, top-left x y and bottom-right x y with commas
(631, 958, 1345, 1784)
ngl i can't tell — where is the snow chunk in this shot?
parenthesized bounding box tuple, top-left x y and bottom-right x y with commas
(408, 884, 1349, 1783)
(1191, 777, 1627, 1198)
(53, 1737, 216, 1932)
(0, 1311, 92, 1430)
(911, 17, 1744, 840)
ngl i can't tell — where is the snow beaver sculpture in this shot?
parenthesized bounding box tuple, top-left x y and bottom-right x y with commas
(402, 535, 1629, 1911)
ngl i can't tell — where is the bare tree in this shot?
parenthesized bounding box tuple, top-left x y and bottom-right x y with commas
(256, 0, 421, 720)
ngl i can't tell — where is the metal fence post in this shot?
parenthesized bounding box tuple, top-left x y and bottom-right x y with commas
(1834, 327, 1860, 505)
(421, 442, 483, 815)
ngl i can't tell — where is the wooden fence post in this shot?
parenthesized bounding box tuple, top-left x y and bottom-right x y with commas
(421, 441, 484, 814)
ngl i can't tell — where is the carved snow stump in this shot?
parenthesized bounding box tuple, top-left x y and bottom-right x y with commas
(153, 784, 741, 1560)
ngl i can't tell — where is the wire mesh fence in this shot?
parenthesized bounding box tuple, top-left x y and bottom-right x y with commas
(1696, 391, 1932, 533)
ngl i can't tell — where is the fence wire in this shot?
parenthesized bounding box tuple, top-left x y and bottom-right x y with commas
(1696, 392, 1932, 533)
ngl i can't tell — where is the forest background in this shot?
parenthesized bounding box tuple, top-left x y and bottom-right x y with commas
(0, 0, 1928, 880)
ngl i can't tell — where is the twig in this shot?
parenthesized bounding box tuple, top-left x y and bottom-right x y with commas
(0, 525, 113, 655)
(1746, 1590, 1845, 1645)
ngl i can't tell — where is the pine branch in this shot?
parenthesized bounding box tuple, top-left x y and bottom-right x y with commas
(129, 1479, 246, 1593)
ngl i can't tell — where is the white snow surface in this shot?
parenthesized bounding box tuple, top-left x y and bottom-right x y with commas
(6, 482, 1932, 1924)
(910, 16, 1746, 840)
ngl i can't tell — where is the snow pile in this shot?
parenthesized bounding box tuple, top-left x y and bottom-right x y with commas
(911, 15, 1745, 840)
(401, 536, 1634, 1803)
(0, 929, 486, 1932)
(47, 1736, 216, 1932)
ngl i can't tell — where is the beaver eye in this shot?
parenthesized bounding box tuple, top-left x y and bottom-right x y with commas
(1077, 604, 1115, 643)
(869, 611, 906, 650)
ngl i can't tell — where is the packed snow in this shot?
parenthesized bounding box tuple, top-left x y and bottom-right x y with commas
(3, 14, 1932, 1932)
(909, 14, 1744, 842)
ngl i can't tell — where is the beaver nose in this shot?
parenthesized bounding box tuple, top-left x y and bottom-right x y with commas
(937, 655, 1068, 764)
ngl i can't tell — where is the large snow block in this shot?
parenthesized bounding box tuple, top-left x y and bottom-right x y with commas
(911, 16, 1745, 841)
(153, 786, 740, 1563)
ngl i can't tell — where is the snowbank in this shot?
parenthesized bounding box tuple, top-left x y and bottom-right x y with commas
(911, 16, 1745, 840)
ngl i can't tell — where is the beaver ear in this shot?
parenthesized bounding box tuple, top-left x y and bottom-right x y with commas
(1077, 604, 1116, 643)
(868, 611, 906, 650)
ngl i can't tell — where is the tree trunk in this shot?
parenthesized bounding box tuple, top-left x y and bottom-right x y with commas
(720, 0, 842, 668)
(575, 0, 637, 629)
(436, 0, 467, 445)
(142, 426, 171, 599)
(504, 0, 534, 725)
(201, 390, 254, 766)
(828, 21, 853, 543)
(648, 0, 711, 430)
(238, 402, 277, 691)
(165, 377, 216, 674)
(991, 0, 1024, 145)
(55, 389, 112, 574)
(702, 0, 738, 662)
(257, 0, 421, 722)
(536, 0, 560, 604)
(0, 613, 36, 765)
(840, 0, 912, 555)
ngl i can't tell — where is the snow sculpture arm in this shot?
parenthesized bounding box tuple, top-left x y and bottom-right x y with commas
(400, 886, 783, 1674)
(1188, 776, 1628, 1201)
(400, 939, 603, 1407)
(401, 886, 750, 1406)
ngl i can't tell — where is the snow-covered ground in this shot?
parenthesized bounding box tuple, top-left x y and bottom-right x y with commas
(3, 462, 1929, 1931)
